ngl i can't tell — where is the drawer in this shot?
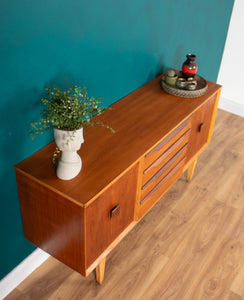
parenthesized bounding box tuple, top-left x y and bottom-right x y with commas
(137, 154, 186, 220)
(142, 128, 191, 185)
(143, 116, 191, 170)
(140, 144, 188, 201)
(139, 156, 186, 213)
(85, 165, 138, 267)
(140, 156, 186, 205)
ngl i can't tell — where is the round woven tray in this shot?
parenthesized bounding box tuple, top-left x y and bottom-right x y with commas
(160, 71, 208, 98)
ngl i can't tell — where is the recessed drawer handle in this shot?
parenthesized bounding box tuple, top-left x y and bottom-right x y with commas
(140, 156, 186, 205)
(110, 204, 120, 219)
(142, 143, 188, 190)
(198, 122, 205, 132)
(144, 128, 191, 174)
(145, 116, 191, 158)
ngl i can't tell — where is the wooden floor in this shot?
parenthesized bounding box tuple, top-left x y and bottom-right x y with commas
(6, 109, 244, 300)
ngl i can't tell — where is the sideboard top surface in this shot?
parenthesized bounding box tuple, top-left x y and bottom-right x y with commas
(15, 73, 221, 207)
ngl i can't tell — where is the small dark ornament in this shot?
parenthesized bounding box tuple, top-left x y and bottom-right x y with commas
(182, 54, 198, 79)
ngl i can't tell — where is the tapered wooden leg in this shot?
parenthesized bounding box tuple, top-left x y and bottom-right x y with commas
(187, 158, 198, 182)
(96, 257, 106, 284)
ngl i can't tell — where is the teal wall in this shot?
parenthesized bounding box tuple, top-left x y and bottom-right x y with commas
(0, 0, 234, 279)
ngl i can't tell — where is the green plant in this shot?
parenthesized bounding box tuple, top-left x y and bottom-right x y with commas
(30, 85, 114, 164)
(30, 85, 114, 138)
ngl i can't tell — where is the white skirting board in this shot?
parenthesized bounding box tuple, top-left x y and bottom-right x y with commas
(0, 249, 50, 299)
(218, 96, 244, 118)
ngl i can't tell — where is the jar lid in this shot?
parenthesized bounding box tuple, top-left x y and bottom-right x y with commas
(167, 70, 176, 77)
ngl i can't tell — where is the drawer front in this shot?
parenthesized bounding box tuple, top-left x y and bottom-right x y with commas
(136, 117, 192, 220)
(141, 156, 186, 205)
(85, 165, 138, 267)
(143, 116, 191, 170)
(140, 144, 188, 201)
(138, 156, 185, 220)
(142, 128, 191, 185)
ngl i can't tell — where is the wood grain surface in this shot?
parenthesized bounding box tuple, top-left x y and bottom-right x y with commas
(7, 109, 244, 299)
(15, 74, 221, 207)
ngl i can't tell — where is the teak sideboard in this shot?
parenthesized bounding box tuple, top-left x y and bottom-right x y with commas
(15, 72, 222, 283)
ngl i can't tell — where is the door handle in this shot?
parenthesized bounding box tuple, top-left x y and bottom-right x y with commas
(110, 204, 120, 219)
(198, 122, 205, 132)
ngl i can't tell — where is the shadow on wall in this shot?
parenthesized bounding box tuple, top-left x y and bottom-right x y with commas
(0, 58, 167, 209)
(0, 58, 170, 217)
(0, 69, 83, 277)
(145, 50, 185, 83)
(0, 85, 48, 277)
(0, 70, 80, 211)
(1, 86, 51, 201)
(146, 55, 166, 83)
(0, 58, 169, 277)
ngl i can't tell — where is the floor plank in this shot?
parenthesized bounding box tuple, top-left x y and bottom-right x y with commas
(5, 109, 244, 300)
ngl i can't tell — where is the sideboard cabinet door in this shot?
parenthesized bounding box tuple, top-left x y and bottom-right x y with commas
(85, 164, 138, 268)
(186, 95, 216, 162)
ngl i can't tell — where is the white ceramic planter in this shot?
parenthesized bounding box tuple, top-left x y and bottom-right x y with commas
(54, 127, 84, 180)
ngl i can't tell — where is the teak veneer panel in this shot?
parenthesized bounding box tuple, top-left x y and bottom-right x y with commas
(16, 74, 221, 207)
(15, 71, 222, 281)
(85, 165, 138, 267)
(15, 170, 86, 275)
(186, 95, 216, 160)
